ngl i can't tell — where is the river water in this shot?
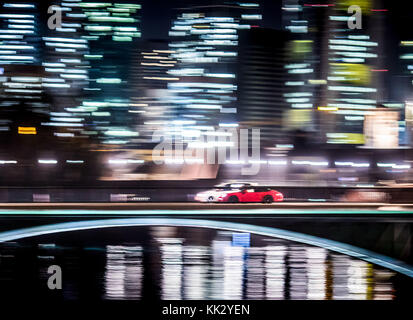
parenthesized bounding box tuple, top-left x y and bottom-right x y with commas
(0, 226, 410, 300)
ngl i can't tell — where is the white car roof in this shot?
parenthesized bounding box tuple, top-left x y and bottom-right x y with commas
(215, 182, 258, 187)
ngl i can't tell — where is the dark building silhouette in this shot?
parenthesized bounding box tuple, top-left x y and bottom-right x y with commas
(237, 28, 290, 149)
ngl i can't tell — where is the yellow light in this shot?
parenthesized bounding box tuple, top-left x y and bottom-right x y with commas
(318, 106, 338, 111)
(327, 133, 365, 144)
(309, 79, 327, 85)
(18, 127, 37, 135)
(290, 40, 313, 55)
(330, 63, 371, 85)
(337, 0, 372, 13)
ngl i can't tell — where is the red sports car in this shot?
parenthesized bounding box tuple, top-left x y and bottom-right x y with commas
(217, 187, 284, 203)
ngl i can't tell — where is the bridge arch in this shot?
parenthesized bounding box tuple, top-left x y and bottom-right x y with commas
(0, 217, 412, 277)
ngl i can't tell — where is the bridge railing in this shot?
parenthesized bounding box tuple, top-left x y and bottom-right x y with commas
(0, 186, 411, 203)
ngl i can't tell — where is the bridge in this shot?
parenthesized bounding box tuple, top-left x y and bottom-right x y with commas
(0, 202, 412, 278)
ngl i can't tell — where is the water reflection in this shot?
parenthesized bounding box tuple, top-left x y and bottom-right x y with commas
(160, 239, 183, 300)
(0, 226, 404, 300)
(105, 245, 143, 300)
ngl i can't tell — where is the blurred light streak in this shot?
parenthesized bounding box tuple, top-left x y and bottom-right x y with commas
(38, 159, 57, 164)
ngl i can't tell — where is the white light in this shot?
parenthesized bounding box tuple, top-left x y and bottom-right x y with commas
(187, 104, 221, 109)
(226, 160, 245, 165)
(248, 160, 267, 164)
(219, 123, 238, 127)
(288, 68, 313, 74)
(377, 163, 411, 169)
(328, 86, 377, 93)
(335, 161, 370, 168)
(42, 122, 83, 127)
(329, 39, 377, 47)
(269, 160, 287, 166)
(104, 130, 138, 137)
(292, 160, 329, 167)
(4, 4, 35, 8)
(54, 133, 74, 137)
(0, 160, 17, 164)
(108, 159, 144, 165)
(38, 160, 57, 164)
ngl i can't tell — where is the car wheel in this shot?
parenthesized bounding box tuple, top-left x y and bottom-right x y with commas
(262, 195, 274, 204)
(207, 196, 215, 202)
(228, 196, 239, 203)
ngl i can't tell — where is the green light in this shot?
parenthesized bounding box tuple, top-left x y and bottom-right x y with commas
(84, 54, 103, 59)
(112, 36, 132, 42)
(82, 36, 99, 41)
(89, 16, 135, 23)
(114, 32, 141, 37)
(108, 8, 131, 13)
(114, 4, 141, 9)
(85, 25, 112, 32)
(92, 112, 111, 116)
(113, 13, 132, 17)
(114, 27, 138, 32)
(85, 12, 110, 17)
(83, 101, 108, 107)
(79, 3, 111, 8)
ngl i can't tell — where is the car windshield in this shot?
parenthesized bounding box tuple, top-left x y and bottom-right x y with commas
(215, 183, 249, 189)
(215, 187, 235, 191)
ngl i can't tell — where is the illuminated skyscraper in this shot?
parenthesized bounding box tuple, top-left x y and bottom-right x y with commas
(281, 0, 326, 130)
(0, 2, 40, 65)
(40, 1, 143, 145)
(0, 1, 43, 105)
(130, 40, 176, 144)
(321, 0, 384, 145)
(0, 1, 49, 152)
(41, 0, 90, 139)
(282, 0, 386, 145)
(281, 0, 331, 139)
(0, 1, 144, 170)
(399, 25, 413, 145)
(168, 1, 262, 142)
(77, 1, 142, 146)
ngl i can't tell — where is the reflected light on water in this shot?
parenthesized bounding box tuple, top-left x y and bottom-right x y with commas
(102, 227, 396, 300)
(104, 245, 143, 300)
(0, 227, 400, 300)
(160, 239, 183, 300)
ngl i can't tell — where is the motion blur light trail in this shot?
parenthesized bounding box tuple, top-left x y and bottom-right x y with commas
(0, 217, 411, 278)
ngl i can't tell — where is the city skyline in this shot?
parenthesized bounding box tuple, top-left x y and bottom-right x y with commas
(0, 0, 412, 184)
